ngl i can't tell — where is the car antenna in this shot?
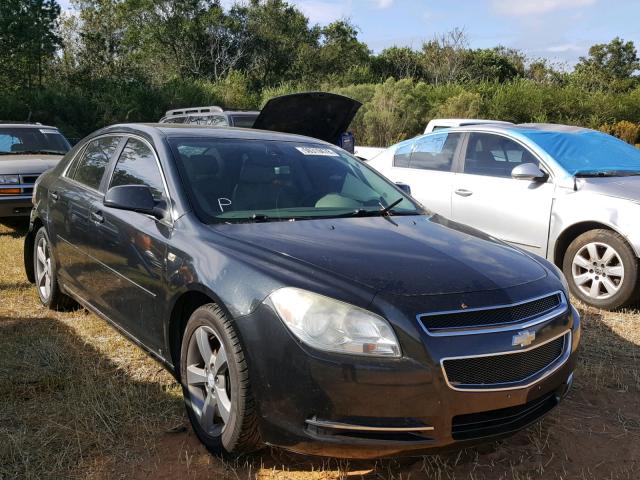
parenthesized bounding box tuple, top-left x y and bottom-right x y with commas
(573, 176, 577, 192)
(26, 110, 32, 123)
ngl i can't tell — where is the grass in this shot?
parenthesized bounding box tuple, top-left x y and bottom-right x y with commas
(1, 219, 639, 479)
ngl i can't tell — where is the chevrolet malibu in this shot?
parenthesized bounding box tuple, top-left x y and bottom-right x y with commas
(24, 124, 580, 458)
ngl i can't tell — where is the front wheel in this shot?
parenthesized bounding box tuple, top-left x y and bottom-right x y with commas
(179, 304, 261, 455)
(563, 229, 638, 310)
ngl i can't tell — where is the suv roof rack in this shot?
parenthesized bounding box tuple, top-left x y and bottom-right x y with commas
(164, 106, 224, 117)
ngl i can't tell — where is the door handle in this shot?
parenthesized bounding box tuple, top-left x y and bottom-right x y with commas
(455, 189, 473, 197)
(50, 191, 59, 201)
(90, 211, 104, 224)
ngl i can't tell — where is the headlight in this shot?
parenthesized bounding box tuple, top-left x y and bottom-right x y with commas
(0, 175, 20, 184)
(267, 287, 401, 357)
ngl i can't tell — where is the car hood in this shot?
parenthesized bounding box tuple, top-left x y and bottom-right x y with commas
(579, 176, 640, 203)
(252, 92, 362, 145)
(0, 155, 63, 175)
(214, 215, 548, 296)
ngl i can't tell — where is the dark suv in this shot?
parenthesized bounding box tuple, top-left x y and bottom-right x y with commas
(24, 123, 580, 459)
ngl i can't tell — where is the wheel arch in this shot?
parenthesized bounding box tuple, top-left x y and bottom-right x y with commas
(167, 285, 234, 377)
(23, 217, 45, 283)
(553, 221, 630, 267)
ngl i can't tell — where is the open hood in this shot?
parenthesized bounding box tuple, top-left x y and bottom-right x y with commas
(252, 92, 362, 145)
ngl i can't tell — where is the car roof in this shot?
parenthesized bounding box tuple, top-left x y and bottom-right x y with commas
(443, 122, 594, 135)
(94, 123, 335, 145)
(0, 123, 60, 129)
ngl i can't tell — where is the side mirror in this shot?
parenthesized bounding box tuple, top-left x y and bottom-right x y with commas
(511, 163, 548, 182)
(395, 182, 412, 195)
(104, 185, 166, 220)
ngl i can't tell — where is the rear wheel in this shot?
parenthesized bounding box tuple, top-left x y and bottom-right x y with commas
(33, 226, 75, 310)
(563, 229, 638, 309)
(179, 304, 261, 455)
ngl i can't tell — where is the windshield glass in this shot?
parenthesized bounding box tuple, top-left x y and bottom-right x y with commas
(0, 127, 71, 155)
(519, 129, 640, 175)
(169, 138, 422, 223)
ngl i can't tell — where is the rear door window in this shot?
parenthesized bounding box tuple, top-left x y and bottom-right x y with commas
(409, 133, 460, 171)
(69, 136, 121, 190)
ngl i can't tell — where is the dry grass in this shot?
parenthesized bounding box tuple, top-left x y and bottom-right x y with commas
(1, 219, 639, 479)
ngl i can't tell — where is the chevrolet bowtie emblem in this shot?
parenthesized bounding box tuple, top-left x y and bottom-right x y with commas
(512, 330, 536, 347)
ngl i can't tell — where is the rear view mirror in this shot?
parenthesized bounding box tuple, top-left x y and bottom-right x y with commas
(104, 185, 166, 219)
(395, 182, 411, 195)
(511, 163, 548, 182)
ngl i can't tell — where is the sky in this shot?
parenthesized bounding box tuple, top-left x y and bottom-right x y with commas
(57, 0, 640, 67)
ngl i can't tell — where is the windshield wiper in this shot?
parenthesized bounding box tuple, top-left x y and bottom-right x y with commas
(575, 170, 640, 178)
(379, 197, 404, 216)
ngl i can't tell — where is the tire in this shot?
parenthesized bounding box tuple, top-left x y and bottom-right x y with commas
(562, 229, 638, 310)
(33, 226, 76, 310)
(179, 304, 261, 455)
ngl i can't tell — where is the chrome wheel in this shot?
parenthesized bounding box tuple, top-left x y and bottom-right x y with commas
(35, 236, 52, 301)
(185, 326, 232, 436)
(571, 242, 624, 300)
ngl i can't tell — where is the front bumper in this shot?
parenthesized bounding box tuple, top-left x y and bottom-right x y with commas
(0, 196, 33, 217)
(234, 298, 581, 459)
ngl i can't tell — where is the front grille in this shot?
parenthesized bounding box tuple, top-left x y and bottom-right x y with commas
(420, 293, 562, 333)
(451, 392, 558, 440)
(442, 333, 567, 387)
(20, 174, 39, 184)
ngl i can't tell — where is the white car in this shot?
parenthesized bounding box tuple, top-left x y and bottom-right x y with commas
(369, 123, 640, 310)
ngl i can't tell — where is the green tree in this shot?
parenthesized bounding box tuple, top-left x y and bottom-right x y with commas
(573, 37, 639, 90)
(0, 0, 61, 89)
(372, 46, 424, 80)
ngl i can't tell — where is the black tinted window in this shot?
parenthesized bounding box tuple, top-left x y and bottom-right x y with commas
(71, 136, 121, 190)
(464, 133, 539, 178)
(409, 133, 460, 171)
(109, 138, 165, 201)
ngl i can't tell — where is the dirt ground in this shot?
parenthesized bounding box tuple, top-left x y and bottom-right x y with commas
(1, 218, 639, 479)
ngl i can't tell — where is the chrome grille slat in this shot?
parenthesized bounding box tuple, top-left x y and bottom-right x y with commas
(418, 291, 566, 336)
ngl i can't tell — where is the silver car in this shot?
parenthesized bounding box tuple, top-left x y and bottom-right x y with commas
(369, 123, 640, 310)
(0, 123, 71, 218)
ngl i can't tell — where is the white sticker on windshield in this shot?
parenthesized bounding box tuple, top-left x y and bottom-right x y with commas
(39, 129, 58, 135)
(295, 147, 339, 157)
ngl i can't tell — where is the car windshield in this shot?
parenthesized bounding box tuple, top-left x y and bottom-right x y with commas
(169, 138, 422, 223)
(0, 127, 71, 155)
(519, 129, 640, 176)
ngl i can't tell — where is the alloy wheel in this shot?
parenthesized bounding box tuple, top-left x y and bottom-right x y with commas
(35, 236, 52, 301)
(185, 326, 232, 436)
(571, 242, 624, 300)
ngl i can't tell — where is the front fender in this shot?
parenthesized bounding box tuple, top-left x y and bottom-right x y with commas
(549, 190, 640, 259)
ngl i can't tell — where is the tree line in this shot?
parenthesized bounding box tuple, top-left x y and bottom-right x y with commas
(1, 0, 640, 145)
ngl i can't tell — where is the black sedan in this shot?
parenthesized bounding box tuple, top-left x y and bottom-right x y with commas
(24, 123, 580, 458)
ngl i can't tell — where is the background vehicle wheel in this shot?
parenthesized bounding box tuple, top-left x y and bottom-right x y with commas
(563, 229, 638, 309)
(33, 226, 76, 310)
(179, 304, 261, 455)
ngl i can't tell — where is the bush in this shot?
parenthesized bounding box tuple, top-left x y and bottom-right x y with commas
(599, 120, 640, 144)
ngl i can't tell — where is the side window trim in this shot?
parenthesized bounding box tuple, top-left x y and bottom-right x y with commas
(460, 131, 553, 181)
